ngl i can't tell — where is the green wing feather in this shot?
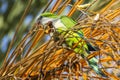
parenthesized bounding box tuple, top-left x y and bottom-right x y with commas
(60, 16, 107, 77)
(60, 16, 77, 29)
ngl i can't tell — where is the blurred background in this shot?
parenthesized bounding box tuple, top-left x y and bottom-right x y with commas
(0, 0, 49, 65)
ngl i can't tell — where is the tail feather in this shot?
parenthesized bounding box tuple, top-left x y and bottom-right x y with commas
(85, 43, 107, 77)
(88, 58, 107, 77)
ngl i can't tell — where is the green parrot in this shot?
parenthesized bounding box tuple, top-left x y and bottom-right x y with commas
(37, 12, 107, 77)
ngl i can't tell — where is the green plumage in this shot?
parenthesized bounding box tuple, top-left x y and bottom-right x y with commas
(40, 12, 107, 77)
(60, 16, 77, 29)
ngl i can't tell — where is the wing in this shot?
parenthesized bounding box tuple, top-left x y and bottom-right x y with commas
(65, 31, 88, 55)
(60, 16, 77, 29)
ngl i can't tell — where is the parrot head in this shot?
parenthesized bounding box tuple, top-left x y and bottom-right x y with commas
(37, 12, 67, 31)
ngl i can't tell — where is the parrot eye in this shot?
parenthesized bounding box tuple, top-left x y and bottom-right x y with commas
(36, 16, 43, 25)
(37, 16, 43, 21)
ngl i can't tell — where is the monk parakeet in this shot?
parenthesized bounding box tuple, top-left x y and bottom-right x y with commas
(37, 12, 107, 77)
